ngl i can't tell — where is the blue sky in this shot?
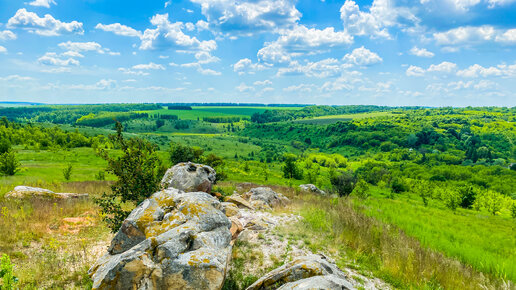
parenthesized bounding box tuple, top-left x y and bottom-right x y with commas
(0, 0, 515, 106)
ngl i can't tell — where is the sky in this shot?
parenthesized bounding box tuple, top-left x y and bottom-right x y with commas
(0, 0, 515, 106)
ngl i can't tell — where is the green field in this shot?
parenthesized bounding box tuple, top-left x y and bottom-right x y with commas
(140, 106, 303, 120)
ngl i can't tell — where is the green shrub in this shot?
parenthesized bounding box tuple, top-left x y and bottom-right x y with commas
(62, 163, 73, 181)
(0, 150, 20, 176)
(0, 254, 18, 290)
(330, 170, 356, 197)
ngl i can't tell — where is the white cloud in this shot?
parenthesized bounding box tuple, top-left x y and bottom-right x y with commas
(487, 0, 516, 8)
(448, 80, 497, 90)
(164, 0, 171, 8)
(0, 30, 17, 41)
(283, 84, 314, 92)
(132, 62, 165, 70)
(409, 46, 434, 57)
(406, 65, 425, 76)
(434, 26, 496, 46)
(258, 25, 353, 64)
(27, 0, 56, 8)
(277, 59, 345, 78)
(340, 0, 418, 39)
(58, 41, 119, 56)
(0, 75, 33, 81)
(95, 23, 142, 38)
(139, 13, 216, 52)
(7, 9, 83, 36)
(41, 67, 71, 73)
(456, 64, 504, 77)
(321, 72, 362, 92)
(38, 52, 79, 66)
(254, 80, 272, 86)
(178, 62, 221, 75)
(233, 58, 266, 75)
(428, 61, 457, 73)
(343, 46, 382, 66)
(236, 82, 255, 92)
(495, 29, 516, 44)
(118, 68, 150, 76)
(189, 0, 300, 34)
(0, 46, 6, 53)
(61, 50, 84, 58)
(195, 51, 220, 64)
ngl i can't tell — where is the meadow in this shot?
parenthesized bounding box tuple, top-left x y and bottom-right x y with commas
(0, 104, 515, 289)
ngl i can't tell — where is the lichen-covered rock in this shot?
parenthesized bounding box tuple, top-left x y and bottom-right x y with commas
(161, 162, 216, 193)
(89, 188, 232, 290)
(5, 186, 88, 199)
(220, 202, 240, 217)
(299, 184, 326, 195)
(246, 255, 353, 290)
(277, 274, 354, 290)
(229, 216, 243, 242)
(243, 187, 289, 210)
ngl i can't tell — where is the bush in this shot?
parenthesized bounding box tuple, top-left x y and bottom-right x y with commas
(95, 122, 166, 232)
(458, 185, 477, 209)
(352, 179, 370, 199)
(390, 177, 407, 193)
(0, 254, 18, 289)
(282, 154, 303, 180)
(0, 150, 20, 176)
(169, 142, 204, 165)
(330, 170, 356, 196)
(62, 163, 73, 181)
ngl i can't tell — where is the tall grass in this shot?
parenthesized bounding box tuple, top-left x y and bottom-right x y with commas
(289, 193, 512, 289)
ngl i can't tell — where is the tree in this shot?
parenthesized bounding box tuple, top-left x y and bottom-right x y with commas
(352, 179, 370, 199)
(330, 170, 356, 197)
(282, 154, 303, 180)
(169, 142, 203, 165)
(95, 122, 166, 232)
(0, 150, 20, 176)
(412, 180, 432, 206)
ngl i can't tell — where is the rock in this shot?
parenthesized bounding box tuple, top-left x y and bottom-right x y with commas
(299, 184, 326, 195)
(161, 162, 216, 193)
(243, 187, 289, 210)
(89, 188, 232, 290)
(220, 202, 240, 217)
(5, 186, 88, 199)
(246, 255, 352, 290)
(277, 274, 354, 290)
(225, 195, 254, 210)
(229, 216, 243, 241)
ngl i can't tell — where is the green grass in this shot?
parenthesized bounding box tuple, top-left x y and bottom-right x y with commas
(359, 189, 516, 282)
(140, 106, 303, 120)
(294, 111, 396, 125)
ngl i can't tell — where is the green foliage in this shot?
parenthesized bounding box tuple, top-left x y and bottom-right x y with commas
(412, 180, 432, 206)
(0, 150, 19, 176)
(62, 163, 73, 181)
(95, 122, 166, 232)
(203, 116, 241, 123)
(282, 154, 303, 180)
(352, 179, 370, 199)
(330, 170, 356, 196)
(0, 254, 18, 289)
(169, 142, 204, 165)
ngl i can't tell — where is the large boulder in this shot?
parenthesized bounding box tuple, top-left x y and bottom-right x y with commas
(89, 188, 232, 290)
(299, 184, 326, 196)
(243, 187, 289, 210)
(246, 255, 353, 290)
(5, 186, 88, 199)
(161, 162, 216, 193)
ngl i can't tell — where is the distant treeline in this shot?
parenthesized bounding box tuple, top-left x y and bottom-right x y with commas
(168, 106, 192, 110)
(76, 112, 149, 127)
(250, 105, 397, 123)
(203, 116, 242, 123)
(158, 114, 179, 120)
(160, 103, 310, 107)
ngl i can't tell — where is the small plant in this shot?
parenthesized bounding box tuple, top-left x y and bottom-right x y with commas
(0, 254, 18, 289)
(62, 163, 73, 181)
(511, 202, 516, 219)
(95, 170, 106, 181)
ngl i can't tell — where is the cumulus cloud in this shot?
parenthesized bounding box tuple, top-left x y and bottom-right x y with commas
(139, 13, 217, 52)
(38, 52, 79, 66)
(132, 62, 165, 70)
(409, 46, 434, 57)
(189, 0, 300, 34)
(283, 84, 315, 93)
(434, 26, 495, 46)
(277, 59, 345, 78)
(456, 64, 504, 77)
(254, 80, 272, 86)
(0, 30, 17, 41)
(233, 58, 266, 75)
(340, 0, 418, 39)
(495, 29, 516, 44)
(236, 82, 255, 92)
(406, 65, 425, 76)
(258, 24, 353, 64)
(7, 9, 83, 36)
(118, 68, 150, 76)
(343, 46, 382, 66)
(95, 23, 142, 38)
(487, 0, 516, 8)
(27, 0, 56, 8)
(58, 41, 119, 56)
(177, 62, 221, 75)
(428, 61, 458, 73)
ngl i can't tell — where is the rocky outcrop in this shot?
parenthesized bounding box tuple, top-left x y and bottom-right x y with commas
(89, 188, 232, 290)
(224, 195, 254, 210)
(246, 255, 354, 290)
(242, 187, 289, 210)
(299, 184, 326, 195)
(5, 186, 88, 199)
(161, 162, 216, 193)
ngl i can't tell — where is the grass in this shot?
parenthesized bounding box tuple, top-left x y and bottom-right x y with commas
(285, 193, 511, 289)
(360, 189, 516, 283)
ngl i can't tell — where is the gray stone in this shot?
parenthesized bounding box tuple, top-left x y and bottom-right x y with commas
(299, 184, 326, 195)
(246, 255, 352, 290)
(161, 162, 216, 193)
(278, 274, 354, 290)
(243, 187, 289, 210)
(89, 188, 232, 290)
(5, 186, 88, 199)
